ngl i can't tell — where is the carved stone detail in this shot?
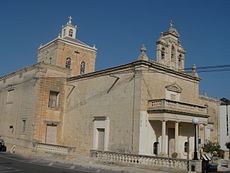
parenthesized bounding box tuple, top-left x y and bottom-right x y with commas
(165, 83, 182, 93)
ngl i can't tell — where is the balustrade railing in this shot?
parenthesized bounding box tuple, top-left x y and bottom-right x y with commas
(91, 150, 189, 171)
(148, 99, 207, 116)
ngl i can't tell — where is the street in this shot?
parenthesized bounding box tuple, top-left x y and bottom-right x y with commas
(1, 152, 230, 173)
(0, 152, 112, 173)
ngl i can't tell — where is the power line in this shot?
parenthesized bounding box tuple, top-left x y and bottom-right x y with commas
(184, 64, 230, 73)
(184, 64, 230, 70)
(196, 68, 230, 73)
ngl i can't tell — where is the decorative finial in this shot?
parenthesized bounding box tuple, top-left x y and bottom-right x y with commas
(140, 44, 147, 54)
(192, 64, 196, 72)
(68, 16, 72, 24)
(138, 44, 148, 61)
(170, 19, 175, 28)
(192, 64, 199, 77)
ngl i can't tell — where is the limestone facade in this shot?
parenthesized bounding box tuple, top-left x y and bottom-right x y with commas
(219, 98, 230, 156)
(37, 18, 96, 77)
(0, 18, 220, 159)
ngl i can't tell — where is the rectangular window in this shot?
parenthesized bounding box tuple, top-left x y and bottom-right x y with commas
(22, 119, 26, 133)
(48, 91, 59, 108)
(184, 142, 188, 153)
(7, 88, 14, 103)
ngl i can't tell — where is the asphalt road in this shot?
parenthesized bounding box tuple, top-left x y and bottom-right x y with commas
(0, 152, 110, 173)
(2, 152, 229, 173)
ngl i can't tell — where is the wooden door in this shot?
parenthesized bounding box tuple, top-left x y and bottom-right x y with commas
(97, 128, 105, 150)
(46, 124, 57, 144)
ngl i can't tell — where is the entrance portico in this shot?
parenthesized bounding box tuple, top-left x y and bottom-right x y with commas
(148, 119, 207, 159)
(139, 99, 209, 159)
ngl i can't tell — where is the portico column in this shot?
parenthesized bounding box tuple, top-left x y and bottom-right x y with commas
(175, 122, 179, 153)
(161, 120, 167, 154)
(203, 124, 207, 143)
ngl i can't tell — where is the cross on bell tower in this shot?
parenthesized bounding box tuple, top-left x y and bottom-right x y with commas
(61, 16, 77, 39)
(68, 16, 72, 24)
(169, 19, 175, 29)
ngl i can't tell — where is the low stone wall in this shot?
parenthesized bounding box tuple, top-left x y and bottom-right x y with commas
(34, 142, 75, 155)
(224, 150, 229, 160)
(91, 150, 189, 172)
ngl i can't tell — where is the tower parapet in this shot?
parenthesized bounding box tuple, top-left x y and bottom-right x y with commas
(156, 21, 185, 71)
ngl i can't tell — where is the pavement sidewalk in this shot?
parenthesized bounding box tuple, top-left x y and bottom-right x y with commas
(17, 151, 230, 173)
(23, 152, 177, 173)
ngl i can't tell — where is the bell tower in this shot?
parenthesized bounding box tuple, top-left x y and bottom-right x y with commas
(156, 21, 185, 70)
(37, 17, 97, 76)
(61, 16, 77, 39)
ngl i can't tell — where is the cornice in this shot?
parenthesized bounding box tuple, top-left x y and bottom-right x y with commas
(38, 37, 96, 52)
(68, 60, 200, 82)
(0, 62, 69, 81)
(147, 109, 209, 118)
(0, 63, 41, 81)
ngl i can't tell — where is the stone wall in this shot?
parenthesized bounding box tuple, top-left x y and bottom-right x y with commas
(0, 66, 39, 152)
(34, 76, 66, 144)
(140, 65, 200, 111)
(0, 63, 69, 153)
(37, 39, 96, 76)
(199, 96, 220, 143)
(64, 67, 142, 155)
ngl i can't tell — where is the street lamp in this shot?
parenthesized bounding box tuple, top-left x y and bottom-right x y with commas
(192, 117, 199, 160)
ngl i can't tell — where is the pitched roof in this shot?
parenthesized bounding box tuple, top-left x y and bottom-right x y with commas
(63, 37, 89, 47)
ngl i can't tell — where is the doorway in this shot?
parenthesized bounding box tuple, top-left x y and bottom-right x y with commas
(45, 124, 57, 144)
(168, 128, 175, 157)
(97, 128, 105, 150)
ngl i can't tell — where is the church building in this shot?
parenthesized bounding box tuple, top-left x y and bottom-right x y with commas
(0, 17, 219, 160)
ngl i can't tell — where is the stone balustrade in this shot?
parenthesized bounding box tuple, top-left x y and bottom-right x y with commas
(34, 142, 75, 154)
(91, 150, 189, 171)
(148, 99, 207, 116)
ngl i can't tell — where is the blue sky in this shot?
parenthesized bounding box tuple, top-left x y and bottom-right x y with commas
(1, 0, 230, 99)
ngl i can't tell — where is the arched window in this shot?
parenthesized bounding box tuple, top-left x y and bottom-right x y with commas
(65, 57, 71, 69)
(171, 46, 175, 60)
(153, 142, 159, 155)
(69, 29, 73, 37)
(184, 142, 188, 153)
(178, 54, 182, 67)
(161, 47, 165, 59)
(178, 54, 182, 61)
(80, 61, 86, 75)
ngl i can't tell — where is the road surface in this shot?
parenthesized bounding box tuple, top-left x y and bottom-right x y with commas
(0, 152, 112, 173)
